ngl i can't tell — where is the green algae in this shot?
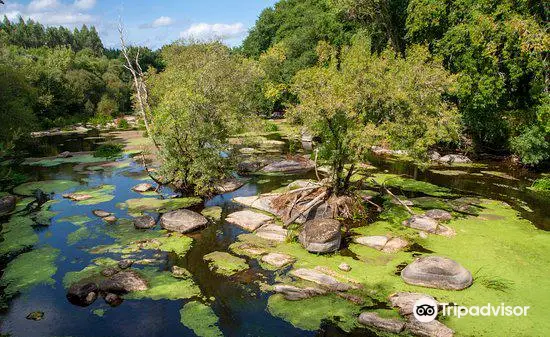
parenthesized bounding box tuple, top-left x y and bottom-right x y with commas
(62, 258, 119, 288)
(23, 154, 109, 167)
(32, 200, 60, 225)
(152, 235, 194, 256)
(481, 171, 519, 181)
(201, 206, 222, 222)
(0, 246, 59, 297)
(267, 294, 361, 332)
(117, 197, 202, 215)
(13, 180, 80, 196)
(408, 196, 452, 210)
(92, 309, 105, 317)
(67, 227, 93, 245)
(180, 301, 223, 337)
(430, 169, 469, 176)
(0, 216, 38, 256)
(71, 185, 115, 206)
(58, 215, 92, 226)
(370, 173, 455, 197)
(126, 268, 201, 300)
(203, 251, 249, 276)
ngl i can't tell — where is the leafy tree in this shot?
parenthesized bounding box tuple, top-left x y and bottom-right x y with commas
(96, 95, 119, 117)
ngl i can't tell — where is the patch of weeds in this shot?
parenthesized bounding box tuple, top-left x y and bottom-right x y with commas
(93, 143, 123, 158)
(180, 301, 223, 337)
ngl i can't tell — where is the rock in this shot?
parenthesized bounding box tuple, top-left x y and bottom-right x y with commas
(238, 244, 268, 256)
(26, 311, 45, 321)
(438, 154, 471, 164)
(160, 210, 208, 234)
(118, 259, 133, 269)
(389, 292, 437, 316)
(104, 293, 123, 307)
(338, 263, 351, 272)
(215, 177, 245, 193)
(66, 282, 98, 307)
(273, 284, 326, 300)
(337, 292, 365, 305)
(298, 219, 341, 254)
(255, 223, 288, 242)
(261, 252, 295, 268)
(237, 160, 265, 173)
(63, 193, 93, 201)
(404, 215, 439, 233)
(99, 270, 148, 293)
(133, 215, 156, 229)
(419, 231, 429, 239)
(101, 267, 120, 277)
(290, 268, 352, 291)
(103, 215, 117, 223)
(57, 151, 73, 158)
(233, 195, 279, 215)
(425, 209, 452, 221)
(239, 147, 257, 154)
(383, 237, 409, 253)
(261, 159, 314, 173)
(429, 151, 441, 161)
(171, 265, 192, 279)
(201, 206, 222, 221)
(358, 312, 405, 334)
(226, 210, 273, 231)
(405, 318, 454, 337)
(0, 195, 16, 215)
(92, 210, 112, 218)
(132, 183, 154, 193)
(401, 256, 473, 290)
(354, 236, 388, 250)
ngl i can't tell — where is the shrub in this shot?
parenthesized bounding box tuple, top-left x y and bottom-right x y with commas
(510, 125, 550, 166)
(531, 177, 550, 191)
(93, 143, 123, 158)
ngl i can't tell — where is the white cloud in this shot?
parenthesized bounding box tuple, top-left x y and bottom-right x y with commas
(73, 0, 96, 10)
(152, 16, 173, 28)
(180, 22, 246, 40)
(28, 0, 60, 12)
(29, 12, 95, 25)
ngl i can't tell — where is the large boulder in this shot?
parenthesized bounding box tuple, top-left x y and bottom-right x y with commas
(401, 256, 473, 290)
(233, 195, 279, 215)
(160, 210, 208, 233)
(215, 178, 246, 193)
(389, 292, 437, 316)
(438, 154, 471, 164)
(273, 284, 326, 301)
(354, 236, 408, 253)
(299, 219, 341, 253)
(66, 282, 98, 307)
(99, 270, 148, 293)
(226, 210, 273, 231)
(133, 215, 156, 229)
(261, 159, 314, 173)
(132, 183, 154, 193)
(0, 195, 16, 216)
(358, 312, 405, 334)
(254, 223, 288, 242)
(290, 268, 352, 291)
(425, 209, 452, 222)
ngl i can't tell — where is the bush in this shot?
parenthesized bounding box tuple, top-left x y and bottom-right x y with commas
(510, 125, 550, 166)
(531, 177, 550, 191)
(93, 143, 123, 158)
(264, 121, 279, 132)
(117, 119, 129, 129)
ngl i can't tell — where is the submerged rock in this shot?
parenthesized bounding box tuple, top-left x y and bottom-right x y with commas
(201, 206, 222, 221)
(261, 159, 314, 173)
(261, 252, 295, 268)
(0, 195, 16, 215)
(160, 210, 208, 234)
(66, 282, 99, 307)
(401, 256, 473, 290)
(92, 210, 112, 218)
(203, 251, 249, 276)
(133, 215, 156, 229)
(132, 183, 154, 193)
(104, 293, 123, 307)
(357, 312, 405, 334)
(63, 193, 93, 202)
(273, 284, 326, 300)
(26, 311, 45, 321)
(226, 210, 273, 231)
(103, 215, 117, 224)
(171, 265, 192, 279)
(290, 268, 352, 291)
(99, 270, 148, 293)
(255, 223, 288, 242)
(298, 219, 341, 253)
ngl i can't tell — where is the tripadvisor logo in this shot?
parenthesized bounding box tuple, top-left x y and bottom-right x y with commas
(413, 297, 530, 322)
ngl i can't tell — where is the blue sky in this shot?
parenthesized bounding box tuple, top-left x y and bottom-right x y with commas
(0, 0, 278, 49)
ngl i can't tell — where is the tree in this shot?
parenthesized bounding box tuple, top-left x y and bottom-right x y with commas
(290, 36, 460, 193)
(147, 41, 264, 195)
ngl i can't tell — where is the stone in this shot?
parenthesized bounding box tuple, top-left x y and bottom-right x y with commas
(63, 193, 93, 201)
(171, 265, 192, 279)
(255, 223, 288, 242)
(57, 151, 73, 158)
(0, 195, 16, 216)
(160, 210, 208, 234)
(290, 268, 352, 291)
(404, 215, 439, 233)
(226, 210, 273, 231)
(425, 209, 452, 221)
(132, 183, 154, 193)
(103, 215, 117, 223)
(26, 311, 45, 321)
(101, 267, 119, 277)
(133, 215, 156, 229)
(338, 263, 351, 272)
(66, 282, 98, 307)
(118, 259, 133, 269)
(388, 292, 437, 316)
(298, 219, 341, 253)
(99, 270, 148, 293)
(438, 154, 471, 164)
(429, 151, 441, 161)
(215, 178, 245, 193)
(354, 236, 388, 250)
(104, 293, 123, 307)
(261, 159, 314, 173)
(233, 195, 279, 215)
(273, 284, 326, 301)
(419, 231, 429, 239)
(237, 160, 265, 173)
(382, 237, 409, 253)
(405, 318, 454, 337)
(401, 256, 473, 290)
(92, 210, 112, 218)
(261, 252, 295, 268)
(357, 312, 405, 334)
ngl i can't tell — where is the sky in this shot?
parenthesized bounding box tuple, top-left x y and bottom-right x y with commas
(0, 0, 278, 49)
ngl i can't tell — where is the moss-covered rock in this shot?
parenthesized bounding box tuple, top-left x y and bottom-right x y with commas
(125, 268, 201, 300)
(201, 206, 222, 222)
(69, 185, 115, 206)
(203, 251, 249, 276)
(180, 301, 223, 337)
(117, 197, 202, 215)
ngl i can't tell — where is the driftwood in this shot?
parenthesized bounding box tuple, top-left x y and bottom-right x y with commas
(370, 178, 414, 215)
(284, 190, 328, 226)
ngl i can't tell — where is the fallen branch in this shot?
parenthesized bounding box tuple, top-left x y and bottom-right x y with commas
(284, 190, 328, 226)
(314, 149, 320, 181)
(370, 178, 414, 215)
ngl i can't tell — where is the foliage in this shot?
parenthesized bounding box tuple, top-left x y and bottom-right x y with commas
(13, 179, 79, 196)
(148, 42, 264, 195)
(510, 124, 550, 166)
(531, 177, 550, 192)
(93, 143, 123, 158)
(180, 301, 223, 337)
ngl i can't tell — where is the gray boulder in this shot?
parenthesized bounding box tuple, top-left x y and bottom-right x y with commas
(404, 215, 439, 232)
(99, 270, 148, 293)
(401, 256, 473, 290)
(66, 282, 98, 307)
(133, 215, 156, 229)
(439, 154, 471, 164)
(132, 183, 154, 193)
(389, 292, 437, 316)
(118, 259, 133, 269)
(290, 268, 352, 291)
(0, 195, 16, 216)
(261, 159, 314, 173)
(358, 312, 405, 334)
(160, 210, 208, 233)
(254, 223, 288, 242)
(405, 318, 454, 337)
(274, 284, 326, 300)
(226, 210, 273, 231)
(299, 219, 341, 253)
(425, 209, 452, 221)
(92, 210, 112, 218)
(215, 178, 245, 193)
(261, 252, 295, 268)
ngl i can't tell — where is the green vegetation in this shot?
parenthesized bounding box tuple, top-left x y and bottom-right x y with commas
(203, 251, 249, 276)
(0, 216, 38, 256)
(180, 301, 223, 337)
(93, 143, 123, 158)
(13, 180, 79, 196)
(530, 177, 550, 192)
(117, 197, 202, 215)
(126, 268, 201, 301)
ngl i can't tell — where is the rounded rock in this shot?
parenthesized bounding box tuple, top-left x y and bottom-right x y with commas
(299, 218, 341, 253)
(401, 256, 473, 290)
(0, 195, 17, 216)
(160, 209, 208, 234)
(66, 282, 99, 307)
(133, 215, 156, 229)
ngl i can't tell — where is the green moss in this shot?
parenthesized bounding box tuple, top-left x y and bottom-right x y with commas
(67, 227, 93, 245)
(529, 177, 550, 191)
(201, 206, 222, 221)
(33, 200, 60, 225)
(203, 251, 249, 276)
(430, 169, 469, 176)
(23, 154, 109, 167)
(0, 246, 59, 298)
(58, 215, 92, 226)
(0, 216, 38, 256)
(126, 268, 201, 300)
(152, 235, 194, 256)
(13, 180, 80, 196)
(481, 171, 519, 180)
(72, 185, 115, 206)
(62, 258, 117, 288)
(180, 301, 223, 337)
(118, 197, 202, 215)
(92, 309, 105, 317)
(267, 294, 361, 332)
(408, 197, 452, 210)
(370, 173, 455, 197)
